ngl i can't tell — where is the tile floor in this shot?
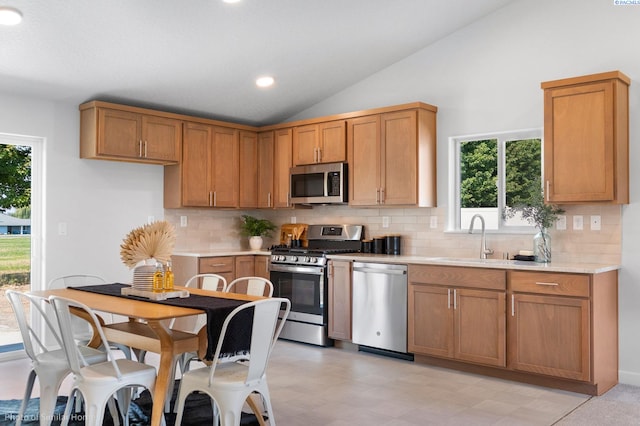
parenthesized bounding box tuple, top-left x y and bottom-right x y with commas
(0, 340, 595, 425)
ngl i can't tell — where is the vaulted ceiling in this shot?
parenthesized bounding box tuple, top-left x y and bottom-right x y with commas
(0, 0, 515, 126)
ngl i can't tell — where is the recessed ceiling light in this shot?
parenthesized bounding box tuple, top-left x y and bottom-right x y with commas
(256, 76, 275, 88)
(0, 6, 22, 26)
(222, 0, 242, 3)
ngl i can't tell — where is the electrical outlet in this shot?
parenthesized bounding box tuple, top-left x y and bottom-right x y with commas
(590, 215, 601, 231)
(556, 215, 567, 231)
(382, 216, 390, 228)
(58, 222, 67, 236)
(430, 216, 438, 229)
(573, 215, 584, 231)
(180, 216, 188, 227)
(290, 216, 297, 224)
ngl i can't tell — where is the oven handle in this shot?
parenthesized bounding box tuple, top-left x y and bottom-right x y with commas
(269, 264, 325, 275)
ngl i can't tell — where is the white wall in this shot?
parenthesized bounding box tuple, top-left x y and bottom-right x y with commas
(0, 93, 165, 288)
(287, 0, 640, 385)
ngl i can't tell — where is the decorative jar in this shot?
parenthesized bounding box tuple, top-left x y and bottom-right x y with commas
(534, 229, 552, 263)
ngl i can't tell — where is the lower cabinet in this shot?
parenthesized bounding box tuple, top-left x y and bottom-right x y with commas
(171, 254, 271, 289)
(328, 260, 352, 340)
(408, 265, 506, 367)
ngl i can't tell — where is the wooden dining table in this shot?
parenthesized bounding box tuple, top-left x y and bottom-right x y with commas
(30, 285, 263, 426)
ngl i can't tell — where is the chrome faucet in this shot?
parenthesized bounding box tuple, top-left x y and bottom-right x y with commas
(468, 214, 494, 259)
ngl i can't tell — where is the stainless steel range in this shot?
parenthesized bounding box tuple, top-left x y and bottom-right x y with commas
(269, 224, 364, 346)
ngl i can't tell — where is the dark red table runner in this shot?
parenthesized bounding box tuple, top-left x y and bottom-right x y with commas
(71, 283, 253, 360)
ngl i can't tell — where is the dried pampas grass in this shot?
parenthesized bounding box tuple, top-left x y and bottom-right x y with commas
(120, 220, 176, 268)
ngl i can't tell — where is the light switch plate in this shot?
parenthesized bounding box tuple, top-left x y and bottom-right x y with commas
(430, 216, 438, 229)
(573, 215, 584, 231)
(180, 216, 188, 227)
(382, 216, 390, 228)
(58, 222, 67, 236)
(290, 216, 297, 224)
(556, 215, 566, 230)
(590, 215, 601, 231)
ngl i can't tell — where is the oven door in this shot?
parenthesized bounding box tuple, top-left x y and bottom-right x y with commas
(269, 263, 326, 325)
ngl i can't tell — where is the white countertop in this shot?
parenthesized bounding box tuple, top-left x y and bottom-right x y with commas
(173, 250, 271, 257)
(327, 253, 620, 274)
(173, 250, 619, 274)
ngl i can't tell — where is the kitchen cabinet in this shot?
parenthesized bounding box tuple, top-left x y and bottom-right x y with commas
(409, 265, 506, 367)
(328, 260, 352, 341)
(273, 128, 293, 209)
(171, 254, 270, 289)
(347, 105, 437, 207)
(542, 71, 630, 204)
(257, 131, 275, 209)
(292, 121, 346, 166)
(508, 270, 618, 393)
(239, 131, 258, 208)
(80, 102, 182, 165)
(171, 122, 239, 208)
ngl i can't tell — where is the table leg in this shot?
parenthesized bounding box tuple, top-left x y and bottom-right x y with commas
(146, 320, 174, 426)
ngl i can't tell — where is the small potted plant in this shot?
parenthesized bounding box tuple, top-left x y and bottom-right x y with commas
(503, 180, 564, 263)
(240, 215, 277, 250)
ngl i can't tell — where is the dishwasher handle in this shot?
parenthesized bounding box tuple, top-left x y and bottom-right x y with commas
(353, 266, 407, 275)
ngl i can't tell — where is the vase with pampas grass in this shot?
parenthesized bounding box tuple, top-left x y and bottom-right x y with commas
(120, 220, 176, 289)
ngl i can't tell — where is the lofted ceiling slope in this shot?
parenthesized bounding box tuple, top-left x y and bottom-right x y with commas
(0, 0, 515, 126)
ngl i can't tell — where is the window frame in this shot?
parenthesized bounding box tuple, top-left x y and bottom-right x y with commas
(447, 128, 543, 233)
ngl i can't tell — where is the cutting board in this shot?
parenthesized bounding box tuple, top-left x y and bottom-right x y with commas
(280, 223, 308, 246)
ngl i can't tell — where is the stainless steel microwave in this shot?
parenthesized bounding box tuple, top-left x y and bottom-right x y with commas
(290, 162, 348, 204)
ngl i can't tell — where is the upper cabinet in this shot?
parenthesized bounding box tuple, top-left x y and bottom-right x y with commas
(257, 131, 275, 209)
(542, 71, 630, 204)
(164, 122, 239, 208)
(80, 101, 182, 165)
(347, 104, 437, 207)
(239, 131, 259, 209)
(273, 128, 293, 209)
(292, 120, 346, 166)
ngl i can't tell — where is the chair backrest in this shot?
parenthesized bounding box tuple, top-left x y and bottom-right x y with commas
(50, 296, 122, 379)
(5, 290, 64, 363)
(48, 274, 107, 289)
(185, 273, 227, 292)
(208, 297, 290, 386)
(225, 276, 274, 297)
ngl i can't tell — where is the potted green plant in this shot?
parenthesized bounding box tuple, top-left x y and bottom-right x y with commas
(240, 215, 277, 250)
(503, 180, 564, 263)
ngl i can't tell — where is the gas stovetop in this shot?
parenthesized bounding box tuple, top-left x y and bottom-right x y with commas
(270, 224, 364, 266)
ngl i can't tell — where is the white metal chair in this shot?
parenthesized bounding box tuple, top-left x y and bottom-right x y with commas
(5, 290, 108, 426)
(48, 274, 132, 360)
(50, 295, 157, 426)
(174, 297, 291, 426)
(225, 276, 274, 298)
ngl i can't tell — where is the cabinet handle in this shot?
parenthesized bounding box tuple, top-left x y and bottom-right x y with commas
(267, 192, 271, 208)
(447, 288, 451, 309)
(287, 192, 290, 207)
(535, 281, 559, 286)
(546, 180, 550, 202)
(209, 192, 213, 207)
(317, 147, 322, 163)
(213, 191, 217, 207)
(207, 263, 227, 267)
(453, 289, 457, 310)
(144, 140, 148, 158)
(511, 294, 515, 316)
(380, 188, 385, 204)
(138, 140, 143, 157)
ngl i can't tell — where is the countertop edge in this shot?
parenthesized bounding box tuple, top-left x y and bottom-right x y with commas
(326, 253, 620, 274)
(172, 250, 271, 257)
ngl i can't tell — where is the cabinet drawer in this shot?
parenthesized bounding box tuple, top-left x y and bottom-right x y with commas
(409, 265, 505, 291)
(510, 271, 590, 297)
(198, 256, 234, 274)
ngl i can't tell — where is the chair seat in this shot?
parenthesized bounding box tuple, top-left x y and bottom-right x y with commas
(81, 359, 157, 382)
(183, 362, 258, 388)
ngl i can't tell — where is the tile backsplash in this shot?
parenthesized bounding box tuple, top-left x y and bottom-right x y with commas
(165, 203, 621, 264)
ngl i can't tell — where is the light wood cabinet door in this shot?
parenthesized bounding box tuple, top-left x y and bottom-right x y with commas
(181, 122, 213, 207)
(348, 115, 382, 206)
(328, 260, 352, 340)
(254, 256, 270, 280)
(141, 115, 182, 162)
(234, 256, 256, 280)
(257, 131, 275, 208)
(239, 131, 258, 208)
(274, 128, 293, 209)
(509, 293, 590, 381)
(293, 121, 346, 166)
(92, 108, 181, 164)
(408, 283, 453, 358)
(454, 288, 506, 367)
(542, 71, 629, 204)
(210, 126, 239, 208)
(292, 124, 319, 166)
(381, 110, 418, 205)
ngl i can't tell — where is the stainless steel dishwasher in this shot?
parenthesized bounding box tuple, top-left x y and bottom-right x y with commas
(352, 262, 409, 356)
